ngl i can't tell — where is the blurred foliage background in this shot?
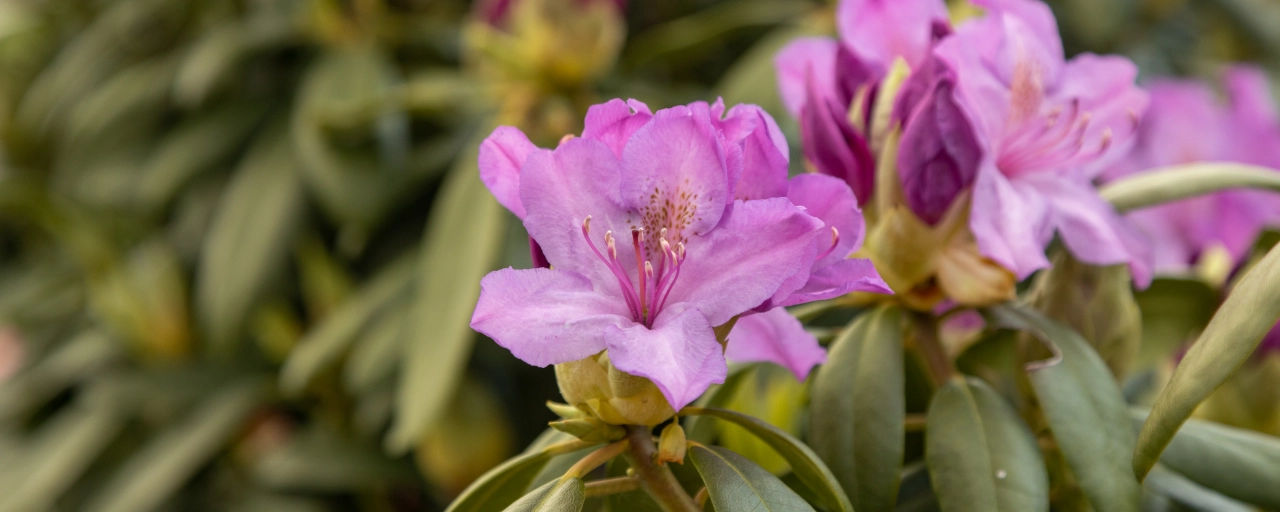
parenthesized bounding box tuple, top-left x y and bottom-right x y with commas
(0, 0, 1276, 510)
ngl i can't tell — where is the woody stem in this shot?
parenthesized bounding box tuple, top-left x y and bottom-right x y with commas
(624, 425, 700, 512)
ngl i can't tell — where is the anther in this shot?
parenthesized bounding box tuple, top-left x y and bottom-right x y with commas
(816, 226, 842, 261)
(559, 134, 576, 146)
(605, 231, 617, 259)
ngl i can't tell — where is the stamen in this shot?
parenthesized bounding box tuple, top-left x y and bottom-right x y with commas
(816, 227, 842, 261)
(581, 216, 641, 319)
(633, 229, 647, 324)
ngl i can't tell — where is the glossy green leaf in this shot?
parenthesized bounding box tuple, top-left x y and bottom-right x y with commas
(1133, 243, 1280, 480)
(925, 377, 1048, 512)
(1027, 251, 1141, 378)
(1142, 465, 1253, 512)
(1100, 163, 1280, 212)
(990, 303, 1142, 511)
(1131, 409, 1280, 507)
(445, 450, 554, 512)
(504, 478, 586, 512)
(718, 364, 806, 474)
(809, 304, 905, 512)
(279, 252, 416, 395)
(197, 124, 303, 354)
(690, 445, 814, 512)
(82, 378, 270, 512)
(681, 407, 852, 512)
(387, 149, 506, 452)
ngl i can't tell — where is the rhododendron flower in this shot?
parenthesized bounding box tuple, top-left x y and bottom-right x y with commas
(936, 0, 1152, 285)
(1103, 66, 1280, 274)
(471, 99, 886, 411)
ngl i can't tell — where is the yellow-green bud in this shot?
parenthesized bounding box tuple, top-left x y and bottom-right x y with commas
(555, 352, 676, 426)
(656, 422, 687, 465)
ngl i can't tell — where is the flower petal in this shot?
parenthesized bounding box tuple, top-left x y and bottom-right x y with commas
(1052, 54, 1149, 176)
(478, 126, 538, 218)
(778, 257, 892, 307)
(1028, 175, 1153, 287)
(969, 165, 1052, 279)
(726, 308, 826, 381)
(722, 104, 790, 201)
(786, 173, 865, 266)
(604, 304, 726, 411)
(471, 268, 631, 367)
(582, 98, 653, 158)
(775, 38, 840, 118)
(620, 103, 734, 239)
(668, 198, 824, 326)
(520, 137, 632, 287)
(800, 76, 876, 204)
(837, 0, 950, 73)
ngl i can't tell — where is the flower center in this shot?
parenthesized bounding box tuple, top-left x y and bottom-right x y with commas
(581, 216, 687, 327)
(997, 98, 1117, 176)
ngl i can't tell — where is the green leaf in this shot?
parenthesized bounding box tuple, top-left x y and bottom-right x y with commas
(809, 304, 905, 512)
(279, 251, 416, 396)
(1131, 409, 1280, 507)
(990, 304, 1141, 511)
(1026, 251, 1141, 378)
(82, 377, 270, 512)
(0, 398, 124, 510)
(0, 330, 119, 422)
(1100, 163, 1280, 212)
(680, 407, 852, 512)
(253, 426, 415, 492)
(445, 450, 554, 512)
(925, 376, 1048, 512)
(1132, 278, 1218, 373)
(1142, 465, 1253, 512)
(136, 102, 267, 210)
(503, 478, 586, 512)
(197, 124, 304, 354)
(343, 302, 407, 395)
(690, 445, 814, 512)
(174, 14, 298, 107)
(717, 364, 806, 474)
(683, 363, 758, 444)
(386, 147, 506, 453)
(1133, 242, 1280, 480)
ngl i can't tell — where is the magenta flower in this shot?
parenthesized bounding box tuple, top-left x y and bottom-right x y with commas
(1103, 66, 1280, 274)
(471, 99, 886, 410)
(774, 0, 951, 204)
(934, 0, 1152, 285)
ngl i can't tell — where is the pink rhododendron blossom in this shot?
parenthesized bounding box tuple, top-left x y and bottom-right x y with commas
(1103, 66, 1280, 274)
(937, 0, 1151, 285)
(471, 99, 887, 410)
(777, 0, 1154, 288)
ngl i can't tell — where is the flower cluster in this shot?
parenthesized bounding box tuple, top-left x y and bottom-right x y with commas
(471, 99, 888, 419)
(777, 0, 1153, 306)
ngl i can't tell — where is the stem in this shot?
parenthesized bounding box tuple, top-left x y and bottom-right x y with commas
(910, 312, 953, 387)
(584, 476, 641, 497)
(565, 440, 630, 479)
(624, 425, 701, 512)
(905, 413, 927, 432)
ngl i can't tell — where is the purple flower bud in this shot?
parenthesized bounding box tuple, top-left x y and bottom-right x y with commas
(898, 75, 981, 225)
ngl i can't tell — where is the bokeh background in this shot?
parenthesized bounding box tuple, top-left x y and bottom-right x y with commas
(0, 0, 1275, 510)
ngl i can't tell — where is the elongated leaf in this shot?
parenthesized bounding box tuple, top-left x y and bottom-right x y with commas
(681, 407, 852, 512)
(198, 124, 303, 354)
(1100, 163, 1280, 212)
(174, 14, 298, 107)
(925, 377, 1048, 512)
(990, 303, 1141, 511)
(254, 426, 415, 492)
(1131, 409, 1280, 507)
(809, 304, 904, 512)
(1142, 466, 1253, 512)
(690, 445, 814, 512)
(446, 450, 554, 512)
(0, 400, 123, 510)
(718, 364, 806, 473)
(504, 478, 585, 512)
(0, 330, 119, 421)
(1133, 243, 1280, 480)
(83, 378, 269, 512)
(137, 102, 267, 210)
(683, 363, 758, 444)
(343, 302, 407, 394)
(387, 147, 506, 452)
(279, 252, 416, 395)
